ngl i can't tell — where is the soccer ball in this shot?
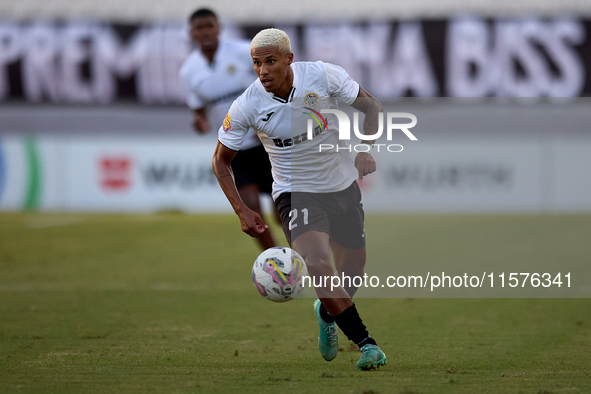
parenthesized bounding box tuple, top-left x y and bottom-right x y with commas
(252, 246, 308, 302)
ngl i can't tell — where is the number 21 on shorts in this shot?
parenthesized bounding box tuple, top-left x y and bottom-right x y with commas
(288, 208, 309, 230)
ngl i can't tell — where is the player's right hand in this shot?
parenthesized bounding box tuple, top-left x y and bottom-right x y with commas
(239, 209, 268, 238)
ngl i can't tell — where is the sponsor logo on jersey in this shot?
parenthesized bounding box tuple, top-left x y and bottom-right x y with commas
(222, 114, 232, 132)
(303, 91, 319, 108)
(273, 107, 327, 148)
(262, 112, 275, 122)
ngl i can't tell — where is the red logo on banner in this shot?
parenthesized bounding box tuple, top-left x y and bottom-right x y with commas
(99, 157, 132, 192)
(356, 178, 373, 192)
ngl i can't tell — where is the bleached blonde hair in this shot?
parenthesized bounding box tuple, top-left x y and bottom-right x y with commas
(250, 28, 292, 55)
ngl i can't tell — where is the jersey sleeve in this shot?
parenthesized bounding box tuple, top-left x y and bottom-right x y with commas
(324, 62, 360, 105)
(179, 63, 205, 110)
(217, 100, 251, 151)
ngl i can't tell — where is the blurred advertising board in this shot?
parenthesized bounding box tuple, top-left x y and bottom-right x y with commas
(1, 135, 590, 213)
(1, 17, 591, 104)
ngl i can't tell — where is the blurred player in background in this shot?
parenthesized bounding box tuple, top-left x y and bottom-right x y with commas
(179, 8, 277, 250)
(212, 28, 387, 371)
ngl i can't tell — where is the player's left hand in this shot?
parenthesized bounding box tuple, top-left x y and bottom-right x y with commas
(355, 152, 376, 181)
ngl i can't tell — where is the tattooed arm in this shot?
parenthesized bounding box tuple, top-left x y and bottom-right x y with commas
(350, 87, 384, 180)
(212, 142, 268, 237)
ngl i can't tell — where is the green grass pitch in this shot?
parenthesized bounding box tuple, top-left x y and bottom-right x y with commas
(1, 212, 590, 393)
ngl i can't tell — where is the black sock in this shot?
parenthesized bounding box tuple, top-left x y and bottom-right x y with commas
(319, 303, 335, 324)
(357, 336, 377, 347)
(333, 304, 377, 348)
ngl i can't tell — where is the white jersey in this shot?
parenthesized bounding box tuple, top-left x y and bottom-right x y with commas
(218, 61, 361, 199)
(179, 39, 260, 150)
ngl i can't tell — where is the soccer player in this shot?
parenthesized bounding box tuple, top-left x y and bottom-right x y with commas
(179, 8, 277, 250)
(212, 28, 387, 371)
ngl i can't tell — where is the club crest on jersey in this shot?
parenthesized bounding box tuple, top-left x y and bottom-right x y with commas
(303, 92, 320, 108)
(222, 114, 232, 132)
(226, 64, 237, 75)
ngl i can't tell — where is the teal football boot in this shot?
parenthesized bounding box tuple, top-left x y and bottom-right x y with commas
(356, 344, 387, 370)
(313, 299, 338, 361)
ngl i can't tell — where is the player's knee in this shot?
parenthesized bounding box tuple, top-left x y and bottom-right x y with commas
(303, 253, 332, 275)
(352, 257, 366, 271)
(346, 261, 365, 276)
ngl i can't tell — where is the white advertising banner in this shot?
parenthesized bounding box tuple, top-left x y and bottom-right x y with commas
(0, 135, 590, 213)
(0, 136, 29, 210)
(551, 141, 591, 212)
(0, 135, 63, 211)
(361, 141, 545, 213)
(65, 138, 230, 212)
